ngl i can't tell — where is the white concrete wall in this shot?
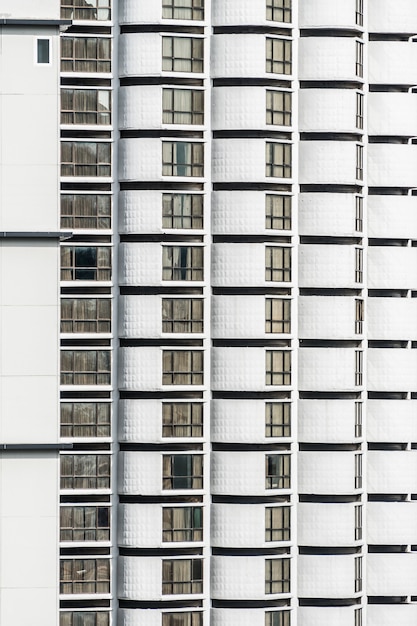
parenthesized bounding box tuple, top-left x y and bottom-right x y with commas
(367, 196, 417, 239)
(299, 245, 359, 288)
(368, 452, 417, 493)
(298, 452, 357, 494)
(299, 142, 359, 185)
(298, 503, 357, 547)
(298, 554, 358, 597)
(299, 193, 358, 236)
(299, 38, 359, 81)
(368, 0, 417, 32)
(299, 90, 358, 133)
(299, 0, 357, 28)
(298, 400, 357, 443)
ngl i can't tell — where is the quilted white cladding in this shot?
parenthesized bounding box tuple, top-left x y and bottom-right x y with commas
(368, 93, 417, 136)
(298, 297, 357, 339)
(212, 399, 286, 443)
(118, 503, 161, 547)
(119, 0, 162, 24)
(298, 503, 357, 547)
(298, 555, 357, 597)
(368, 299, 417, 340)
(119, 34, 162, 76)
(211, 609, 275, 626)
(213, 139, 288, 182)
(368, 451, 417, 493)
(119, 243, 161, 285)
(299, 38, 358, 81)
(212, 35, 287, 78)
(299, 89, 358, 133)
(211, 503, 267, 547)
(368, 145, 417, 187)
(119, 191, 162, 233)
(212, 244, 272, 286)
(119, 86, 161, 130)
(212, 451, 281, 495)
(118, 399, 161, 442)
(119, 295, 160, 338)
(298, 452, 356, 494)
(211, 296, 266, 338)
(211, 347, 271, 391)
(298, 193, 357, 236)
(299, 245, 357, 288)
(118, 556, 161, 600)
(367, 606, 417, 626)
(298, 607, 357, 626)
(367, 195, 417, 239)
(118, 608, 161, 626)
(298, 400, 357, 443)
(119, 452, 161, 494)
(212, 87, 272, 130)
(212, 0, 280, 25)
(212, 191, 283, 234)
(211, 556, 268, 599)
(368, 248, 417, 289)
(367, 502, 417, 544)
(298, 348, 357, 391)
(299, 142, 358, 185)
(299, 0, 357, 28)
(368, 0, 417, 31)
(119, 347, 161, 391)
(367, 554, 417, 595)
(119, 139, 162, 181)
(369, 42, 417, 84)
(367, 400, 417, 442)
(368, 349, 417, 391)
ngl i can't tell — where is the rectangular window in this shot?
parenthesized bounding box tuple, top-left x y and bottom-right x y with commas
(162, 142, 204, 177)
(355, 402, 362, 438)
(60, 454, 111, 489)
(266, 38, 292, 75)
(162, 194, 203, 229)
(265, 507, 291, 541)
(61, 142, 111, 177)
(61, 246, 111, 281)
(265, 299, 291, 333)
(266, 195, 292, 230)
(162, 350, 203, 385)
(265, 247, 291, 282)
(60, 612, 109, 626)
(163, 507, 203, 542)
(162, 403, 203, 437)
(61, 0, 111, 20)
(162, 299, 204, 333)
(355, 196, 363, 232)
(355, 299, 364, 335)
(355, 556, 363, 592)
(266, 142, 292, 178)
(355, 0, 364, 27)
(61, 37, 111, 73)
(60, 350, 111, 385)
(266, 351, 291, 386)
(266, 0, 291, 23)
(60, 506, 110, 541)
(61, 194, 111, 229)
(61, 299, 111, 333)
(162, 246, 204, 281)
(355, 453, 362, 489)
(163, 89, 204, 125)
(60, 402, 111, 438)
(265, 612, 291, 626)
(265, 403, 291, 437)
(356, 144, 363, 180)
(355, 608, 363, 626)
(162, 0, 204, 20)
(356, 41, 363, 78)
(354, 504, 362, 541)
(163, 455, 203, 489)
(37, 39, 50, 64)
(265, 454, 291, 489)
(356, 93, 364, 130)
(61, 89, 111, 125)
(162, 559, 203, 595)
(355, 350, 363, 386)
(162, 37, 204, 73)
(265, 559, 290, 594)
(266, 91, 292, 126)
(162, 614, 203, 626)
(355, 247, 363, 283)
(60, 558, 110, 594)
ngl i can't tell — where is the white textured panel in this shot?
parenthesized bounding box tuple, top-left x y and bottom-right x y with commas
(299, 90, 357, 132)
(119, 34, 162, 76)
(211, 35, 278, 78)
(119, 0, 162, 24)
(299, 348, 356, 391)
(368, 93, 417, 136)
(368, 299, 417, 341)
(212, 191, 270, 234)
(119, 452, 161, 495)
(118, 557, 161, 600)
(369, 42, 417, 84)
(211, 556, 266, 599)
(299, 297, 356, 339)
(368, 349, 417, 391)
(367, 503, 417, 544)
(299, 142, 358, 185)
(367, 605, 417, 626)
(212, 243, 268, 286)
(298, 607, 356, 626)
(118, 399, 161, 442)
(211, 452, 272, 495)
(298, 400, 356, 443)
(367, 400, 417, 443)
(299, 245, 358, 288)
(212, 0, 275, 26)
(212, 296, 265, 338)
(369, 0, 417, 33)
(212, 399, 271, 443)
(299, 38, 358, 81)
(299, 0, 356, 27)
(211, 504, 265, 547)
(1, 0, 59, 19)
(298, 452, 356, 494)
(212, 139, 273, 182)
(119, 347, 161, 391)
(367, 554, 417, 595)
(212, 87, 273, 130)
(119, 86, 161, 130)
(212, 348, 268, 391)
(368, 195, 417, 239)
(298, 555, 356, 597)
(298, 503, 356, 547)
(211, 609, 268, 626)
(118, 503, 162, 547)
(367, 451, 417, 493)
(119, 242, 162, 285)
(368, 248, 417, 289)
(119, 191, 163, 233)
(119, 295, 161, 338)
(119, 138, 162, 181)
(299, 193, 357, 236)
(118, 609, 161, 626)
(368, 145, 417, 188)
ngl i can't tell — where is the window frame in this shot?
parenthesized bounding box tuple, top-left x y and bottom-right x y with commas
(266, 90, 292, 126)
(61, 297, 111, 334)
(265, 402, 291, 437)
(265, 350, 291, 386)
(162, 350, 204, 386)
(265, 506, 291, 542)
(162, 402, 204, 437)
(61, 36, 111, 73)
(162, 298, 204, 334)
(266, 142, 292, 178)
(162, 0, 204, 21)
(265, 246, 292, 282)
(162, 88, 204, 125)
(265, 558, 291, 594)
(265, 298, 291, 334)
(60, 612, 110, 626)
(162, 142, 204, 177)
(61, 193, 111, 230)
(60, 349, 111, 386)
(162, 194, 204, 229)
(60, 401, 111, 438)
(60, 453, 111, 490)
(265, 454, 291, 489)
(61, 0, 112, 21)
(162, 613, 203, 626)
(60, 245, 112, 282)
(265, 611, 291, 626)
(162, 558, 203, 595)
(162, 246, 204, 281)
(163, 454, 203, 490)
(162, 36, 204, 73)
(60, 505, 111, 542)
(61, 88, 111, 126)
(60, 557, 110, 594)
(266, 0, 292, 23)
(266, 38, 292, 75)
(162, 506, 203, 542)
(36, 37, 51, 65)
(61, 141, 111, 178)
(265, 194, 292, 230)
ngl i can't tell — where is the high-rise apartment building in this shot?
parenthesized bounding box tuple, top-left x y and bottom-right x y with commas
(3, 0, 417, 624)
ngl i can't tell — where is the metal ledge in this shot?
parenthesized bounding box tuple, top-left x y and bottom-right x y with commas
(0, 443, 73, 451)
(0, 19, 71, 26)
(0, 231, 72, 240)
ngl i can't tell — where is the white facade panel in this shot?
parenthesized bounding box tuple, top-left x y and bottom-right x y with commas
(118, 503, 162, 547)
(119, 399, 161, 442)
(119, 190, 165, 233)
(211, 556, 267, 599)
(119, 34, 162, 76)
(118, 557, 161, 600)
(299, 38, 359, 81)
(119, 243, 162, 285)
(299, 0, 357, 28)
(119, 138, 162, 181)
(211, 452, 285, 495)
(299, 297, 357, 339)
(212, 35, 288, 79)
(367, 195, 417, 239)
(299, 89, 358, 133)
(212, 191, 278, 234)
(211, 504, 266, 547)
(212, 399, 283, 443)
(298, 452, 356, 494)
(368, 349, 417, 391)
(298, 555, 357, 598)
(211, 609, 269, 626)
(298, 348, 357, 391)
(367, 400, 417, 443)
(367, 554, 417, 596)
(212, 0, 277, 26)
(119, 0, 162, 24)
(119, 85, 162, 130)
(298, 400, 357, 443)
(211, 347, 271, 391)
(213, 139, 287, 182)
(118, 609, 161, 626)
(368, 145, 417, 188)
(212, 296, 266, 338)
(367, 605, 417, 626)
(212, 243, 273, 286)
(367, 299, 417, 340)
(119, 452, 161, 495)
(299, 142, 359, 185)
(212, 87, 270, 130)
(298, 607, 357, 626)
(367, 451, 417, 493)
(119, 295, 161, 338)
(298, 503, 357, 547)
(367, 248, 417, 289)
(119, 346, 161, 391)
(368, 0, 417, 33)
(368, 93, 417, 137)
(369, 42, 417, 85)
(299, 193, 358, 237)
(299, 245, 358, 288)
(367, 502, 417, 545)
(1, 0, 59, 19)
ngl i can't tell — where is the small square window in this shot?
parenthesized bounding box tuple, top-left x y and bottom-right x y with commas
(265, 247, 291, 282)
(266, 91, 292, 126)
(265, 454, 291, 489)
(265, 559, 290, 594)
(265, 195, 292, 230)
(265, 612, 291, 626)
(265, 403, 291, 437)
(265, 507, 291, 541)
(163, 507, 203, 542)
(163, 455, 203, 490)
(162, 403, 203, 437)
(266, 38, 292, 75)
(37, 39, 50, 64)
(266, 143, 292, 178)
(266, 351, 291, 386)
(265, 299, 291, 334)
(266, 0, 291, 23)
